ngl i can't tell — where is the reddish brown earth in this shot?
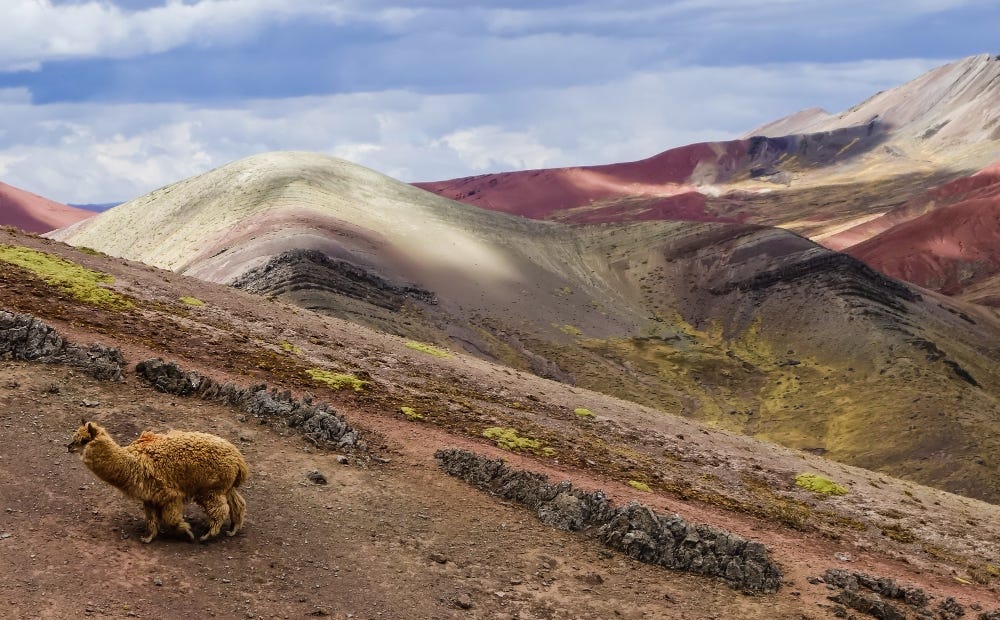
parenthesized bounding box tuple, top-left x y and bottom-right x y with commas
(2, 228, 1000, 618)
(413, 141, 748, 224)
(0, 181, 93, 233)
(839, 162, 1000, 301)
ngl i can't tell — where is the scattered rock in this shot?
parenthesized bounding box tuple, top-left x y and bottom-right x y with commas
(153, 577, 163, 586)
(335, 455, 349, 465)
(306, 470, 327, 485)
(453, 593, 473, 609)
(576, 572, 604, 585)
(81, 400, 100, 408)
(937, 597, 965, 620)
(429, 553, 448, 564)
(834, 552, 853, 562)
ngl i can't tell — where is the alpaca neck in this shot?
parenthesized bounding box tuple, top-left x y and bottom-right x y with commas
(83, 434, 139, 491)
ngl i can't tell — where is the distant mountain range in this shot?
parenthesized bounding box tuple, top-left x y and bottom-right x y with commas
(416, 54, 1000, 305)
(69, 203, 121, 213)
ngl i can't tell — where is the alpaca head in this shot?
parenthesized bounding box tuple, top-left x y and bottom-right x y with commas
(67, 419, 103, 453)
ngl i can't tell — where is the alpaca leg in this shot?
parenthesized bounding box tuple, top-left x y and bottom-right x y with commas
(160, 499, 195, 542)
(197, 494, 230, 542)
(226, 488, 246, 536)
(141, 502, 161, 544)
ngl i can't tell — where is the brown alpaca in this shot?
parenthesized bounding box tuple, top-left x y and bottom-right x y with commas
(68, 420, 249, 543)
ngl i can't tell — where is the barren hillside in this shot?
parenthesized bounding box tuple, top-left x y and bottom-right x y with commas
(2, 227, 1000, 619)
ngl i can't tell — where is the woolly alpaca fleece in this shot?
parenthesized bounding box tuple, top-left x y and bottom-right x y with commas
(68, 421, 249, 543)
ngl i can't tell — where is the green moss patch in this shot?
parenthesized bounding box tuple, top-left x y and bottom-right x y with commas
(400, 406, 424, 420)
(280, 341, 302, 355)
(795, 472, 848, 496)
(405, 341, 451, 358)
(179, 296, 205, 306)
(483, 426, 554, 456)
(573, 407, 595, 418)
(0, 244, 133, 310)
(628, 480, 652, 492)
(306, 369, 366, 392)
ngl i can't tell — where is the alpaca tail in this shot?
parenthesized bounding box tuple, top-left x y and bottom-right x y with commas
(233, 458, 249, 488)
(226, 457, 249, 536)
(226, 488, 246, 536)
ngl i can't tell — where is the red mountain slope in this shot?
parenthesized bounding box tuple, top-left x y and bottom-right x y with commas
(0, 181, 93, 233)
(846, 161, 1000, 301)
(414, 141, 747, 224)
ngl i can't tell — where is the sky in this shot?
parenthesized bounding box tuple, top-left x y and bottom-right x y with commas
(0, 1, 997, 203)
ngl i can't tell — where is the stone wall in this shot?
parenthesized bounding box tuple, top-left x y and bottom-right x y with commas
(435, 448, 782, 594)
(135, 358, 362, 451)
(0, 310, 124, 381)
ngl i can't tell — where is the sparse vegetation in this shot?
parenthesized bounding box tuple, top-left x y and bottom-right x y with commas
(179, 296, 205, 306)
(482, 426, 554, 456)
(574, 407, 594, 418)
(280, 341, 302, 355)
(881, 523, 917, 543)
(795, 473, 848, 496)
(401, 406, 424, 420)
(558, 324, 583, 336)
(305, 369, 366, 392)
(0, 244, 133, 310)
(628, 480, 652, 492)
(405, 341, 451, 358)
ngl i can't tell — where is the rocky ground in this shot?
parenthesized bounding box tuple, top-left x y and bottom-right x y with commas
(1, 228, 999, 618)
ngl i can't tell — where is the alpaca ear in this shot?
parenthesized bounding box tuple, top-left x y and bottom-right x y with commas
(86, 422, 98, 438)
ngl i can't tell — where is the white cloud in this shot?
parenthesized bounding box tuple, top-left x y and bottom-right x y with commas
(435, 126, 563, 172)
(0, 0, 355, 70)
(0, 58, 949, 203)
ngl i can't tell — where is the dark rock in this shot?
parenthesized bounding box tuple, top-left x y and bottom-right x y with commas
(435, 448, 781, 594)
(0, 311, 125, 380)
(306, 470, 327, 485)
(823, 568, 929, 610)
(830, 590, 906, 620)
(230, 249, 438, 311)
(937, 597, 965, 619)
(135, 357, 363, 452)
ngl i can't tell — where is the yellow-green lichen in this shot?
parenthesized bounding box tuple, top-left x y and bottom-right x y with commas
(558, 324, 583, 336)
(400, 406, 424, 420)
(482, 426, 554, 456)
(280, 341, 302, 355)
(0, 244, 133, 310)
(574, 408, 595, 418)
(179, 296, 204, 306)
(305, 369, 366, 392)
(405, 341, 451, 358)
(628, 480, 652, 492)
(795, 473, 848, 496)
